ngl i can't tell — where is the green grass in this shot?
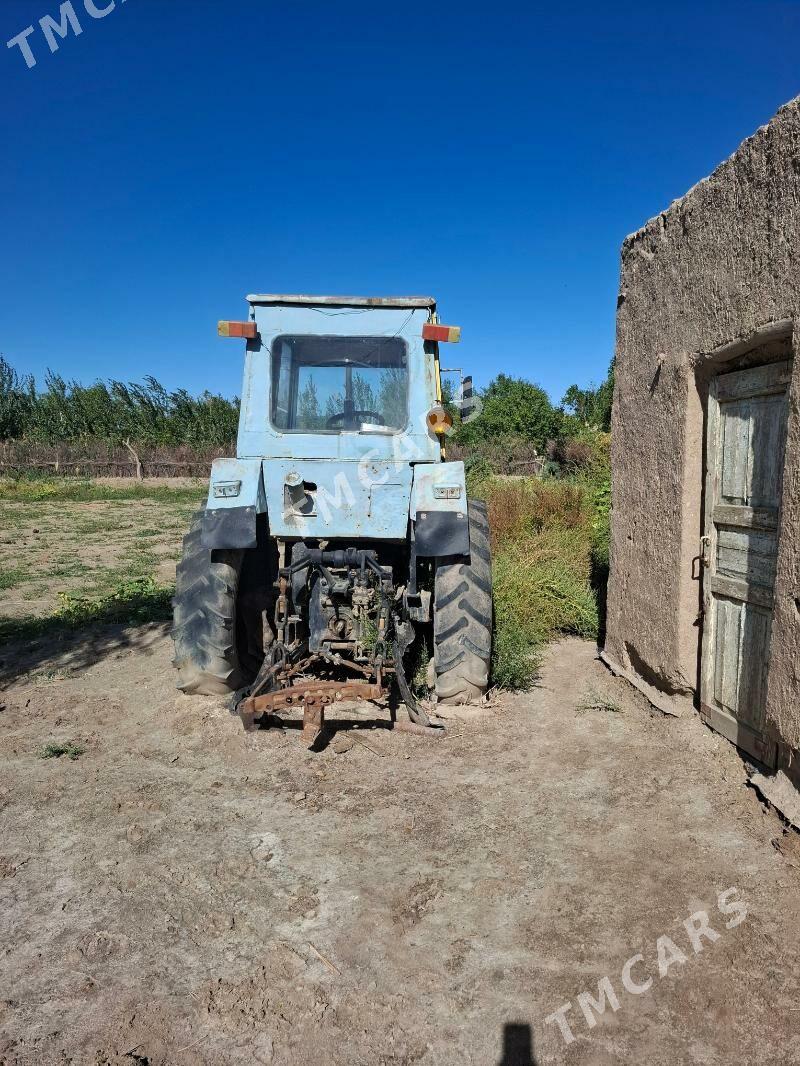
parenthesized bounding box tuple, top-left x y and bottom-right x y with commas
(472, 461, 611, 691)
(410, 641, 432, 698)
(123, 544, 160, 574)
(576, 686, 622, 714)
(0, 479, 194, 670)
(0, 505, 37, 529)
(40, 560, 87, 580)
(0, 475, 205, 505)
(0, 567, 26, 590)
(22, 583, 50, 600)
(0, 576, 173, 644)
(489, 522, 599, 689)
(71, 515, 124, 536)
(37, 741, 86, 761)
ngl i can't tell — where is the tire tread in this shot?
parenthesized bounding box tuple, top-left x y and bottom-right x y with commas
(171, 509, 248, 696)
(433, 500, 493, 705)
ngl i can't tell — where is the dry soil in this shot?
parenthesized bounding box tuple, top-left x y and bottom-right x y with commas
(1, 631, 799, 1065)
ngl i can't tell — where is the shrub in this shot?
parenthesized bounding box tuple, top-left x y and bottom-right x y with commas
(547, 430, 610, 474)
(53, 577, 173, 627)
(451, 434, 544, 479)
(491, 531, 598, 688)
(485, 478, 586, 542)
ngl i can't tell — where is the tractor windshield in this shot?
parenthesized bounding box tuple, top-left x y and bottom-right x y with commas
(270, 335, 408, 433)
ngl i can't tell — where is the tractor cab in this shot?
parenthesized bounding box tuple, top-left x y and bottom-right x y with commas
(241, 295, 442, 463)
(212, 295, 460, 546)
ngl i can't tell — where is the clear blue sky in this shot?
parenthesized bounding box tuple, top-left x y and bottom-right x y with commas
(2, 0, 799, 404)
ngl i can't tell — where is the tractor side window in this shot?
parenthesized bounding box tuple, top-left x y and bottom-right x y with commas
(270, 335, 409, 433)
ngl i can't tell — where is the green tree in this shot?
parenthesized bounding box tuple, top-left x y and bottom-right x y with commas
(0, 358, 240, 446)
(0, 357, 36, 439)
(440, 376, 459, 425)
(352, 373, 377, 412)
(561, 360, 614, 432)
(456, 373, 561, 450)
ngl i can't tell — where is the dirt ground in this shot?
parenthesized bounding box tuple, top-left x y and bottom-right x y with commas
(1, 631, 799, 1066)
(0, 491, 201, 620)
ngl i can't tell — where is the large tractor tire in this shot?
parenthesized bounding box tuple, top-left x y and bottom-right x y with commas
(433, 499, 493, 705)
(172, 510, 273, 695)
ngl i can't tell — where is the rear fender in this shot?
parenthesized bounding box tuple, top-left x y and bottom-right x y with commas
(411, 461, 469, 557)
(202, 458, 266, 549)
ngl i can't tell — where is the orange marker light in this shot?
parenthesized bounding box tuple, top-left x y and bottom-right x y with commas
(426, 405, 453, 436)
(218, 320, 257, 339)
(422, 323, 461, 343)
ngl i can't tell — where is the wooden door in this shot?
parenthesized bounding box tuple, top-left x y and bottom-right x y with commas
(700, 360, 791, 766)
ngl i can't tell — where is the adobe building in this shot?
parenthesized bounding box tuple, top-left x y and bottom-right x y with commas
(603, 97, 800, 783)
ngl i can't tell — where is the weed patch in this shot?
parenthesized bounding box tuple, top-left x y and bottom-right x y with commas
(38, 741, 86, 761)
(473, 474, 608, 691)
(576, 686, 622, 714)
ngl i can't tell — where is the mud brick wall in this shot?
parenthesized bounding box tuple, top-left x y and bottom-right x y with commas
(604, 97, 800, 765)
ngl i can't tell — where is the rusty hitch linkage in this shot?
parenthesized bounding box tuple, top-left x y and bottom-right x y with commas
(237, 679, 384, 745)
(231, 589, 445, 745)
(233, 642, 444, 746)
(235, 676, 445, 746)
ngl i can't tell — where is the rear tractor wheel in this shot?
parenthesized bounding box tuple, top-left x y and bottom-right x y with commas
(433, 499, 493, 705)
(171, 510, 274, 695)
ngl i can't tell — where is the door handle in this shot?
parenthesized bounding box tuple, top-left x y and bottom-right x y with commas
(700, 535, 711, 568)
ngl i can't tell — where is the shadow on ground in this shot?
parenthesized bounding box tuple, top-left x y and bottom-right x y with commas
(497, 1022, 537, 1065)
(0, 578, 173, 686)
(0, 619, 171, 687)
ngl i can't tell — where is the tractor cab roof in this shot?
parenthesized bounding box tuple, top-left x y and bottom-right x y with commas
(246, 294, 436, 311)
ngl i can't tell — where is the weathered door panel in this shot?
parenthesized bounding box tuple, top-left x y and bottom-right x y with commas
(700, 360, 790, 766)
(715, 528, 777, 587)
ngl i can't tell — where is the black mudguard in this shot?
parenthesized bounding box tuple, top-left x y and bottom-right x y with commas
(414, 509, 470, 557)
(201, 506, 259, 550)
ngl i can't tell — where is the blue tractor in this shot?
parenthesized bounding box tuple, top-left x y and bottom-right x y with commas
(172, 295, 492, 741)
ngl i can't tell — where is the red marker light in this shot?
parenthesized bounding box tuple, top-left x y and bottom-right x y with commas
(218, 321, 257, 339)
(422, 323, 461, 343)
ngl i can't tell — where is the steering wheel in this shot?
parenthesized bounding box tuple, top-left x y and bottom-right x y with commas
(326, 410, 386, 429)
